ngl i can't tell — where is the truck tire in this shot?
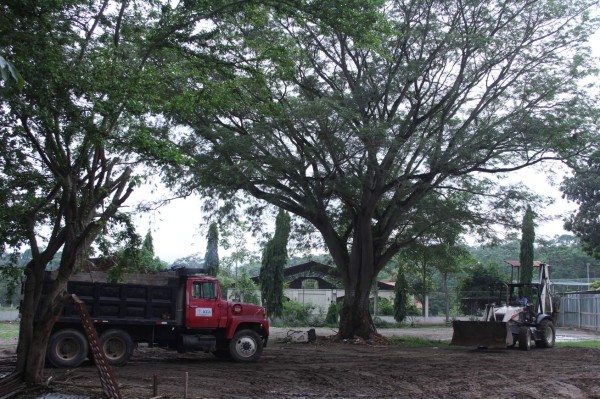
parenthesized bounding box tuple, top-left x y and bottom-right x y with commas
(535, 319, 556, 349)
(47, 329, 88, 368)
(518, 327, 532, 351)
(229, 329, 263, 362)
(100, 329, 134, 366)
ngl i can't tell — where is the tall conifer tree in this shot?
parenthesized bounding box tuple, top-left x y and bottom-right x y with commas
(260, 210, 291, 317)
(519, 205, 536, 286)
(205, 223, 220, 276)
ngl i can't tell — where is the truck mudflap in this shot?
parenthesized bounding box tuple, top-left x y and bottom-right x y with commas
(451, 320, 513, 348)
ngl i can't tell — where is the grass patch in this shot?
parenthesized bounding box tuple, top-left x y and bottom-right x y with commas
(388, 335, 450, 348)
(555, 340, 600, 348)
(0, 322, 19, 340)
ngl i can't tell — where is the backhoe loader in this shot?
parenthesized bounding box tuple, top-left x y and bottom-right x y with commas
(451, 263, 556, 350)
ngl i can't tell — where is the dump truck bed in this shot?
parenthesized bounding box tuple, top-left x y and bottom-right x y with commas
(451, 320, 513, 348)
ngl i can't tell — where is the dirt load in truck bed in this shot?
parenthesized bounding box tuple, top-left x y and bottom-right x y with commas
(3, 327, 600, 399)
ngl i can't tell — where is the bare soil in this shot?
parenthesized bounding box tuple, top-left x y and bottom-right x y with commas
(3, 327, 600, 399)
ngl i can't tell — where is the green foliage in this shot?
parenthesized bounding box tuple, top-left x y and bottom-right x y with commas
(0, 266, 23, 307)
(456, 263, 506, 315)
(394, 265, 410, 322)
(469, 235, 600, 281)
(372, 297, 394, 316)
(260, 209, 291, 317)
(274, 300, 318, 327)
(230, 269, 261, 305)
(204, 223, 220, 276)
(563, 151, 600, 259)
(325, 301, 339, 325)
(519, 205, 536, 285)
(0, 55, 23, 90)
(105, 227, 167, 282)
(590, 280, 600, 290)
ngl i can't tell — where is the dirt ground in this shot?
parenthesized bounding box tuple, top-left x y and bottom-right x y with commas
(3, 327, 600, 399)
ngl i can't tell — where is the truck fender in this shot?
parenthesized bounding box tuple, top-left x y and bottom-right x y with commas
(225, 319, 267, 340)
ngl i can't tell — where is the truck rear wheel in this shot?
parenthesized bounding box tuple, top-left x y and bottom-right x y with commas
(100, 329, 134, 366)
(518, 327, 532, 351)
(47, 329, 88, 368)
(535, 319, 555, 348)
(229, 329, 263, 362)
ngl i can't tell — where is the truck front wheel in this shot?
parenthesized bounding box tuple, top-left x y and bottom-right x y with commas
(100, 329, 134, 366)
(47, 329, 88, 368)
(229, 329, 263, 362)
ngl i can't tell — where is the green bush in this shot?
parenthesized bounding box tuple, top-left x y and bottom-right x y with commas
(373, 316, 389, 328)
(376, 298, 395, 316)
(325, 301, 339, 325)
(274, 300, 317, 326)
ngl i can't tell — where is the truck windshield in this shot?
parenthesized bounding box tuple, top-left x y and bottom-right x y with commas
(192, 282, 217, 299)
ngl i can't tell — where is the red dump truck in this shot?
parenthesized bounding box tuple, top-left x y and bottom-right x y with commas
(43, 268, 269, 367)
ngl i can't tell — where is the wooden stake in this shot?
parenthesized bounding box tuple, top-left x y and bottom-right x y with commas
(153, 374, 158, 397)
(184, 371, 189, 399)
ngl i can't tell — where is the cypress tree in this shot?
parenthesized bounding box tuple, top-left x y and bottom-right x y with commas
(205, 222, 220, 276)
(260, 209, 291, 317)
(519, 205, 536, 286)
(393, 264, 410, 323)
(143, 229, 154, 254)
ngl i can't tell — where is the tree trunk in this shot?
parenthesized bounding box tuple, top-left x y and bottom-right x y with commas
(443, 272, 450, 323)
(16, 243, 80, 383)
(339, 288, 375, 339)
(337, 218, 378, 339)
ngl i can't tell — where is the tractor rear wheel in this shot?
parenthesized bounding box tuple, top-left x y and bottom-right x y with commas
(535, 319, 555, 348)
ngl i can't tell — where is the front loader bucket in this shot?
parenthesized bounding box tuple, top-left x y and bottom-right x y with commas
(451, 321, 513, 349)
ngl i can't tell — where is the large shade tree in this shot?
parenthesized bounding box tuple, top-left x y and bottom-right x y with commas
(162, 0, 600, 339)
(0, 0, 259, 384)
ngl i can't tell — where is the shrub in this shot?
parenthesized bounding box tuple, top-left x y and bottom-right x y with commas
(377, 298, 395, 316)
(274, 300, 317, 326)
(325, 301, 339, 325)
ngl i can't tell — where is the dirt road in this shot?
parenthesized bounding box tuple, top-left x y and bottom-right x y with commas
(5, 327, 598, 399)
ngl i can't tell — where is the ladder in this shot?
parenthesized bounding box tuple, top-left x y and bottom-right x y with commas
(71, 294, 122, 399)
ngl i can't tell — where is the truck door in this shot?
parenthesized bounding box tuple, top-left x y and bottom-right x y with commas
(186, 280, 221, 329)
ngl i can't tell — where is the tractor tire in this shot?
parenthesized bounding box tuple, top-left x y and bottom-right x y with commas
(99, 329, 134, 366)
(229, 329, 263, 362)
(47, 329, 89, 368)
(518, 327, 532, 351)
(535, 319, 556, 349)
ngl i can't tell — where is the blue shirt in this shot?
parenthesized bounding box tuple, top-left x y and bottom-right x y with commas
(516, 297, 528, 306)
